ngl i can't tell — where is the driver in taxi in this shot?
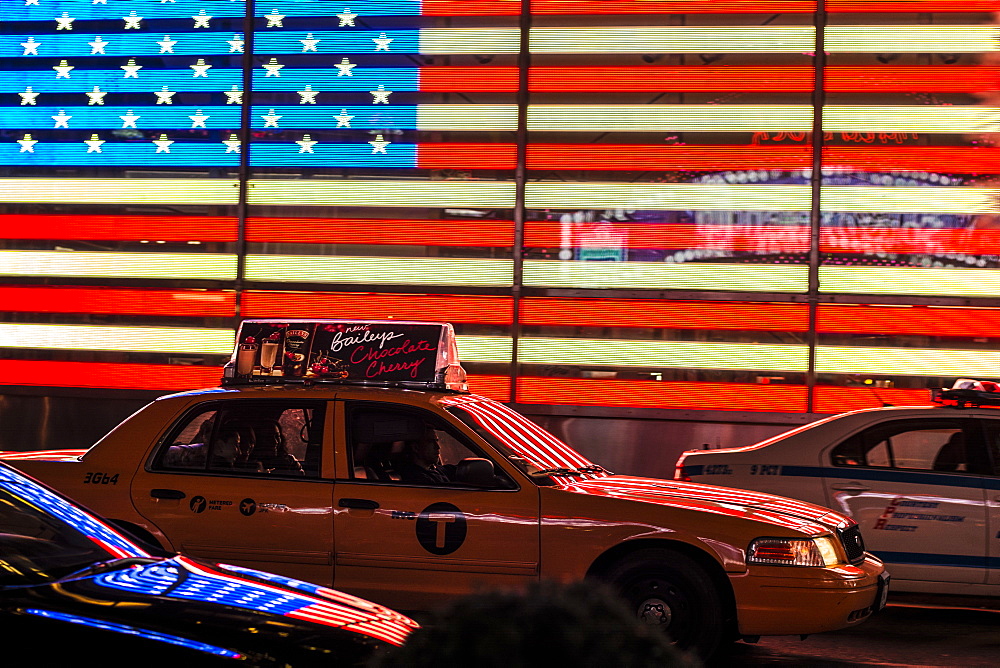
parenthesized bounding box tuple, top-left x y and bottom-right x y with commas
(395, 429, 451, 484)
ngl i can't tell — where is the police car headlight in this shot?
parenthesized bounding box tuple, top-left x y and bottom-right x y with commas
(747, 536, 841, 567)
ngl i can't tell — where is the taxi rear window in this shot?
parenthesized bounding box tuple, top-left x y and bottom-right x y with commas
(155, 402, 325, 478)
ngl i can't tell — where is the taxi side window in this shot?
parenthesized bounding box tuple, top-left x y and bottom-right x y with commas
(159, 409, 217, 471)
(155, 403, 324, 478)
(831, 420, 985, 474)
(346, 405, 514, 489)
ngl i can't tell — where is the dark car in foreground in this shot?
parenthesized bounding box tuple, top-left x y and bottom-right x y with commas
(0, 461, 417, 666)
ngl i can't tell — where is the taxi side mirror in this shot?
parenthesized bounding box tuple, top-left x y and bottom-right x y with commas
(455, 458, 497, 487)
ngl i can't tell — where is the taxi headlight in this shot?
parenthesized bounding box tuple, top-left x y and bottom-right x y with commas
(747, 536, 841, 567)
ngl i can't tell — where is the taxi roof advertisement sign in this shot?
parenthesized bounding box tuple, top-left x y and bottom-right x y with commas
(224, 320, 458, 388)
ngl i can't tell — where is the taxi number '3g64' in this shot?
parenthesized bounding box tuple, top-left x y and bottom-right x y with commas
(84, 472, 119, 485)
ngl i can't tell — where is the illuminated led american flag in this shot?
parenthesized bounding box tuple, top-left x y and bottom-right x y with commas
(4, 3, 996, 176)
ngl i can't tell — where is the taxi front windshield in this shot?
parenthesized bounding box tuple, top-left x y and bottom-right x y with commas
(0, 481, 148, 587)
(445, 398, 600, 477)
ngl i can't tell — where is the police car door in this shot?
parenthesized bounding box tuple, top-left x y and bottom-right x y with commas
(981, 419, 1000, 589)
(332, 401, 540, 611)
(822, 418, 988, 585)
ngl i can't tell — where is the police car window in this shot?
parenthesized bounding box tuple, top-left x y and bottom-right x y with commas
(831, 421, 971, 472)
(156, 403, 324, 478)
(979, 420, 1000, 477)
(346, 404, 514, 489)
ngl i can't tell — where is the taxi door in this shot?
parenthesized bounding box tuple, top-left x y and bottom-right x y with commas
(131, 399, 337, 587)
(822, 418, 988, 584)
(331, 400, 541, 611)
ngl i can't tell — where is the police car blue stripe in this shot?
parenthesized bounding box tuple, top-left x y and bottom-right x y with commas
(682, 464, 704, 477)
(685, 463, 1000, 489)
(780, 465, 993, 490)
(872, 551, 992, 569)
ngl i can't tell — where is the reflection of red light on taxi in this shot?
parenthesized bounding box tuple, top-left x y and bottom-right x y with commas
(177, 557, 416, 646)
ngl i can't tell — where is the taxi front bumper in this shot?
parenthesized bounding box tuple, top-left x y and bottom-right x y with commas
(730, 555, 887, 636)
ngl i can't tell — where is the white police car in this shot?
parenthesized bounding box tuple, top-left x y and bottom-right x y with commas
(676, 380, 1000, 600)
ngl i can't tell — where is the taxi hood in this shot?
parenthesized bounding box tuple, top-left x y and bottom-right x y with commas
(558, 475, 849, 535)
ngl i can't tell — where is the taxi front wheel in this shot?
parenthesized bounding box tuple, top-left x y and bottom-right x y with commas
(604, 547, 725, 659)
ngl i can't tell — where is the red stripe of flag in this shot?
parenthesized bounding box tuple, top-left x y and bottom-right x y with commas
(245, 217, 514, 245)
(516, 378, 931, 414)
(421, 0, 1000, 13)
(528, 1, 817, 13)
(422, 67, 999, 93)
(516, 377, 811, 412)
(526, 222, 1000, 255)
(242, 291, 514, 324)
(529, 67, 814, 92)
(525, 67, 1000, 93)
(0, 360, 223, 391)
(513, 0, 994, 12)
(426, 0, 1000, 13)
(820, 228, 1000, 255)
(0, 215, 237, 241)
(416, 144, 518, 169)
(814, 386, 932, 413)
(525, 146, 1000, 172)
(0, 359, 508, 397)
(520, 298, 1000, 338)
(421, 0, 521, 15)
(824, 146, 1000, 172)
(10, 287, 988, 338)
(525, 222, 808, 250)
(527, 145, 812, 170)
(817, 304, 1000, 337)
(0, 286, 236, 317)
(827, 67, 1000, 92)
(521, 299, 810, 331)
(6, 211, 998, 252)
(421, 67, 519, 92)
(827, 0, 1000, 10)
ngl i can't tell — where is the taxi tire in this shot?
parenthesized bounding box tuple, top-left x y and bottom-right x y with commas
(605, 547, 725, 659)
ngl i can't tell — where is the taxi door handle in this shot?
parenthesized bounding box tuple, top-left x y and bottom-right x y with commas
(830, 483, 870, 493)
(338, 498, 379, 510)
(150, 488, 186, 500)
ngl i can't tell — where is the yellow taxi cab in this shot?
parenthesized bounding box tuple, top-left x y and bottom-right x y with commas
(1, 319, 888, 659)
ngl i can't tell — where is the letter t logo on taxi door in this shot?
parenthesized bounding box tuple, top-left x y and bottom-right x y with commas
(416, 502, 467, 555)
(427, 512, 456, 549)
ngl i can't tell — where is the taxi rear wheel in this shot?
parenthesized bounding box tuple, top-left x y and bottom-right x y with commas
(605, 547, 725, 659)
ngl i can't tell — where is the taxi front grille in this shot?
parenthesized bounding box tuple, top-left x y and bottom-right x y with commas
(838, 525, 866, 565)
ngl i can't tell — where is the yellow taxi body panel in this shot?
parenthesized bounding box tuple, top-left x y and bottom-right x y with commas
(3, 383, 886, 641)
